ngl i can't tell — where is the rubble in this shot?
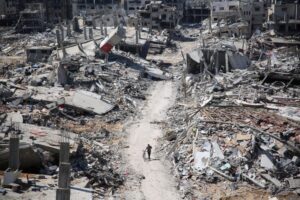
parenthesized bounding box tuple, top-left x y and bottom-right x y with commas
(137, 10, 300, 198)
(0, 14, 170, 198)
(1, 0, 300, 199)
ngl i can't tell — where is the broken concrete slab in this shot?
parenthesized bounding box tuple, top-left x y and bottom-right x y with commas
(70, 90, 115, 115)
(14, 123, 77, 154)
(261, 174, 282, 188)
(288, 178, 300, 189)
(2, 170, 22, 186)
(4, 112, 23, 124)
(57, 38, 102, 58)
(145, 67, 173, 80)
(261, 154, 275, 170)
(194, 151, 210, 171)
(19, 86, 115, 115)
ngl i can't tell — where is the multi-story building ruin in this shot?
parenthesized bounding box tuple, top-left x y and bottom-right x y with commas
(0, 0, 21, 25)
(266, 0, 300, 35)
(125, 0, 151, 15)
(251, 0, 267, 31)
(183, 0, 210, 24)
(15, 2, 46, 32)
(72, 0, 123, 16)
(138, 0, 179, 30)
(211, 0, 241, 22)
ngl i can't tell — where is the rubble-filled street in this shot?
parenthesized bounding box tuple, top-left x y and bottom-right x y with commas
(1, 0, 300, 200)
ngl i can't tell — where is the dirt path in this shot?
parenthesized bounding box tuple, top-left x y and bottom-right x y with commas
(124, 81, 180, 200)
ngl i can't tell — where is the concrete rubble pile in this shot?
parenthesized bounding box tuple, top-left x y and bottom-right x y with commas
(71, 134, 124, 198)
(0, 21, 172, 198)
(161, 29, 300, 199)
(1, 0, 300, 199)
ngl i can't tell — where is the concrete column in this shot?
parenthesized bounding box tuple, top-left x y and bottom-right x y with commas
(89, 27, 93, 39)
(59, 142, 69, 163)
(284, 12, 289, 34)
(56, 188, 70, 200)
(58, 162, 70, 188)
(215, 51, 219, 75)
(135, 22, 139, 44)
(56, 137, 70, 200)
(57, 64, 68, 85)
(138, 25, 141, 39)
(135, 23, 140, 56)
(56, 29, 61, 47)
(83, 26, 87, 40)
(60, 25, 64, 42)
(100, 20, 104, 35)
(73, 17, 80, 32)
(104, 26, 108, 36)
(67, 23, 71, 37)
(92, 19, 96, 29)
(135, 29, 139, 44)
(105, 53, 109, 64)
(9, 135, 19, 171)
(225, 51, 229, 73)
(62, 44, 66, 58)
(113, 10, 118, 28)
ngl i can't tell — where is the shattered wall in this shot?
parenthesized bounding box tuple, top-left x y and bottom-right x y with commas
(183, 4, 210, 24)
(0, 0, 21, 25)
(138, 1, 179, 30)
(266, 1, 300, 35)
(187, 47, 251, 74)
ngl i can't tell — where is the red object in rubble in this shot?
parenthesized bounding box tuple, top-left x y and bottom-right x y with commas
(100, 43, 113, 54)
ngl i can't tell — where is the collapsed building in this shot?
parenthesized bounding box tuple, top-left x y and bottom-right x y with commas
(186, 42, 251, 74)
(0, 11, 173, 196)
(148, 6, 300, 198)
(1, 0, 300, 199)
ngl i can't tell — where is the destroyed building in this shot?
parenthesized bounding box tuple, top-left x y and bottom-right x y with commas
(266, 0, 300, 35)
(183, 1, 210, 24)
(251, 0, 268, 31)
(211, 0, 242, 22)
(164, 0, 185, 19)
(15, 2, 46, 33)
(138, 0, 179, 30)
(186, 42, 251, 74)
(0, 0, 21, 25)
(125, 0, 151, 15)
(210, 0, 271, 34)
(72, 0, 123, 16)
(14, 0, 73, 32)
(1, 0, 300, 199)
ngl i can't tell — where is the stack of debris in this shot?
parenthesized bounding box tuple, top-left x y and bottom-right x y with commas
(0, 22, 173, 198)
(71, 133, 124, 198)
(161, 29, 300, 199)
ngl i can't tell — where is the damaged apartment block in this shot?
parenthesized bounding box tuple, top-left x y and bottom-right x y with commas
(138, 1, 180, 30)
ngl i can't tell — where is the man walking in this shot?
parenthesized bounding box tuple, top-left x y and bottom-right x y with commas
(146, 144, 152, 160)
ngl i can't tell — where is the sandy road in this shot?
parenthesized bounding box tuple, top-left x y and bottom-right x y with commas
(124, 81, 180, 200)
